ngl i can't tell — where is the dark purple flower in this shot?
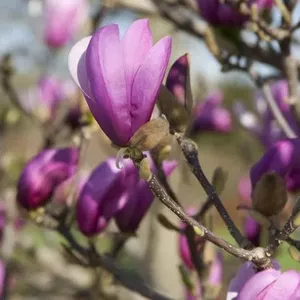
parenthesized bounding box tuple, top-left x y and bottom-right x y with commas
(166, 53, 189, 107)
(197, 0, 273, 27)
(234, 80, 298, 149)
(76, 158, 135, 236)
(250, 138, 300, 192)
(227, 262, 300, 300)
(44, 0, 88, 48)
(192, 91, 232, 133)
(115, 160, 177, 233)
(69, 19, 172, 146)
(17, 148, 79, 210)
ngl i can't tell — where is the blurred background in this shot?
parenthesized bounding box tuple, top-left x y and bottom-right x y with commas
(0, 0, 299, 299)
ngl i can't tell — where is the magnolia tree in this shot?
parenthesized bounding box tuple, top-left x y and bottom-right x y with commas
(0, 0, 300, 299)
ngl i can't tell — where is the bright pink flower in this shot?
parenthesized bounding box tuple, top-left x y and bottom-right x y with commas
(69, 19, 172, 146)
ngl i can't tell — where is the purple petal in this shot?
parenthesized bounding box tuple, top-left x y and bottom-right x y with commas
(76, 158, 128, 235)
(86, 25, 131, 146)
(130, 36, 172, 134)
(261, 270, 300, 300)
(122, 19, 153, 101)
(237, 269, 281, 300)
(250, 138, 300, 189)
(166, 54, 189, 106)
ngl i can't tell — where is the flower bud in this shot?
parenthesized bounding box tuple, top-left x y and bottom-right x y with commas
(252, 172, 287, 217)
(17, 148, 79, 210)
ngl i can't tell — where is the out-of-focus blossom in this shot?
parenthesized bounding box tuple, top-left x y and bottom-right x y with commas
(21, 76, 81, 126)
(192, 92, 232, 133)
(185, 280, 202, 300)
(115, 160, 177, 233)
(44, 0, 88, 48)
(69, 19, 172, 146)
(250, 138, 300, 192)
(0, 203, 5, 242)
(227, 262, 300, 300)
(0, 261, 5, 298)
(234, 80, 298, 148)
(76, 158, 134, 236)
(17, 148, 79, 210)
(197, 0, 273, 27)
(238, 177, 261, 246)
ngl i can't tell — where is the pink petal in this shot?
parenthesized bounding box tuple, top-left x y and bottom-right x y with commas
(122, 19, 153, 101)
(131, 36, 172, 133)
(86, 25, 131, 145)
(262, 270, 300, 300)
(68, 36, 92, 98)
(238, 269, 281, 300)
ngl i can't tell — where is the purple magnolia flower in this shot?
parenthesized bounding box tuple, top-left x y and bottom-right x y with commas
(227, 262, 300, 300)
(192, 92, 232, 133)
(238, 177, 261, 246)
(21, 76, 81, 125)
(115, 160, 177, 233)
(68, 19, 172, 146)
(76, 158, 134, 236)
(197, 0, 273, 27)
(250, 138, 300, 192)
(44, 0, 88, 48)
(17, 148, 79, 210)
(234, 80, 298, 148)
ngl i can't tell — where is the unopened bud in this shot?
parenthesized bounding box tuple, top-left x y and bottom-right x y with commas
(252, 172, 287, 217)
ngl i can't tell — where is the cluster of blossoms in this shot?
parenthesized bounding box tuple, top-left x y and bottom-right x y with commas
(10, 0, 300, 297)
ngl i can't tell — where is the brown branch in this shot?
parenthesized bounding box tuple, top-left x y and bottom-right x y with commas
(175, 134, 252, 249)
(266, 198, 300, 255)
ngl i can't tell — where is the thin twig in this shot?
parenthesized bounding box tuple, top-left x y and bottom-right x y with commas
(57, 222, 173, 300)
(262, 84, 297, 138)
(175, 134, 252, 249)
(266, 198, 300, 255)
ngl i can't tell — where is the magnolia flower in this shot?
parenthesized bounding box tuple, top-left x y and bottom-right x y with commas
(17, 148, 79, 209)
(192, 92, 232, 133)
(234, 80, 298, 148)
(21, 76, 81, 125)
(197, 0, 273, 27)
(44, 0, 88, 48)
(77, 156, 177, 236)
(68, 19, 172, 146)
(251, 138, 300, 192)
(76, 158, 134, 236)
(227, 262, 299, 300)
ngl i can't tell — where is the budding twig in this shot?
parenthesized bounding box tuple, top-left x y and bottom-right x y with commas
(175, 133, 252, 249)
(130, 152, 271, 270)
(266, 198, 300, 255)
